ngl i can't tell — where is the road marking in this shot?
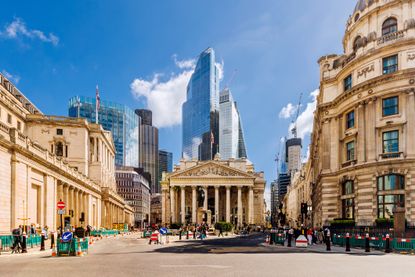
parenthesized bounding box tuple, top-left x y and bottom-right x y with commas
(160, 265, 231, 269)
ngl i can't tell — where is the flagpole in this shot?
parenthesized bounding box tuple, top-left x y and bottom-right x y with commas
(95, 85, 99, 124)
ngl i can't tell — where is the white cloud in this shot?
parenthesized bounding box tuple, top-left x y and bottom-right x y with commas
(130, 59, 195, 128)
(288, 89, 319, 139)
(279, 103, 296, 119)
(1, 18, 59, 46)
(215, 60, 224, 81)
(2, 70, 20, 84)
(172, 54, 196, 69)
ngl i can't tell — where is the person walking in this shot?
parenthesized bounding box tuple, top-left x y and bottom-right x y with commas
(307, 228, 313, 245)
(287, 227, 294, 247)
(11, 226, 22, 253)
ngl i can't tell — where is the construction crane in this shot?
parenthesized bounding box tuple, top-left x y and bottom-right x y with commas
(291, 93, 303, 138)
(224, 69, 238, 89)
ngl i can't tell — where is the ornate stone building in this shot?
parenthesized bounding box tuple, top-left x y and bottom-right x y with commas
(161, 156, 265, 227)
(0, 73, 133, 234)
(310, 0, 415, 226)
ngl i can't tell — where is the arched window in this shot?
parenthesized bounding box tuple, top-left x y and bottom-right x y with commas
(353, 36, 361, 52)
(55, 142, 63, 157)
(382, 18, 397, 36)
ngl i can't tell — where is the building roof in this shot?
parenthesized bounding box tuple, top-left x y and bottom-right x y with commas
(354, 0, 374, 14)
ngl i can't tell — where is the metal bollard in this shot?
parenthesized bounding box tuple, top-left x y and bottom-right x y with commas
(186, 230, 189, 240)
(270, 233, 274, 245)
(345, 233, 351, 252)
(365, 233, 370, 253)
(179, 231, 182, 240)
(50, 232, 55, 249)
(287, 234, 292, 247)
(40, 234, 45, 251)
(385, 234, 391, 253)
(193, 230, 196, 239)
(326, 236, 331, 251)
(21, 234, 27, 253)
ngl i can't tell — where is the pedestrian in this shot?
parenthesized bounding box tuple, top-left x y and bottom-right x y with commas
(11, 225, 22, 253)
(324, 227, 331, 251)
(287, 227, 294, 247)
(307, 228, 313, 245)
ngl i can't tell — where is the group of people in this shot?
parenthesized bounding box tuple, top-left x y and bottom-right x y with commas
(11, 224, 50, 254)
(283, 226, 332, 247)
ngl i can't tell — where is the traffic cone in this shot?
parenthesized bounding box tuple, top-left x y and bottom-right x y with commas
(76, 239, 83, 257)
(51, 244, 57, 257)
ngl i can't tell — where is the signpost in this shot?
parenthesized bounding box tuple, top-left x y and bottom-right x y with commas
(57, 200, 65, 235)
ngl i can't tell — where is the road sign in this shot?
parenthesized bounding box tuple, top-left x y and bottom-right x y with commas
(62, 232, 73, 242)
(159, 228, 168, 235)
(58, 209, 65, 215)
(57, 201, 65, 210)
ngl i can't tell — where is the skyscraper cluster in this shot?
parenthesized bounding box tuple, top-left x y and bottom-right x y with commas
(182, 48, 247, 161)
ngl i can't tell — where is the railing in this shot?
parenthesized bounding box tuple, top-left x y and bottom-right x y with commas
(377, 30, 405, 45)
(342, 160, 356, 168)
(379, 152, 403, 159)
(0, 234, 42, 251)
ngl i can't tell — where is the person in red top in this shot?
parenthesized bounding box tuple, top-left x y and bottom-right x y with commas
(307, 228, 313, 245)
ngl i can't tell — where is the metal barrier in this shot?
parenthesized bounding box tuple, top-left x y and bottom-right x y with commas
(273, 233, 286, 245)
(90, 230, 119, 237)
(57, 238, 89, 256)
(392, 238, 415, 252)
(332, 233, 415, 252)
(0, 235, 14, 251)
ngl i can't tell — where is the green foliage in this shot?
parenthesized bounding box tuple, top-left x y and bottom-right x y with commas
(329, 219, 355, 227)
(375, 218, 394, 226)
(214, 222, 233, 232)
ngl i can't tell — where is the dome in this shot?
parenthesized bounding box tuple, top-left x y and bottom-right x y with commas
(354, 0, 374, 14)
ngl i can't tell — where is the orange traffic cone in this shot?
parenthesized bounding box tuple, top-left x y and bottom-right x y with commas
(76, 239, 83, 257)
(51, 245, 57, 257)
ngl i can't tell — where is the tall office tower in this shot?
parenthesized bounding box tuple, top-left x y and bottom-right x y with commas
(135, 109, 159, 194)
(182, 47, 220, 160)
(158, 150, 173, 182)
(219, 88, 248, 159)
(270, 180, 280, 226)
(286, 138, 302, 177)
(68, 96, 138, 167)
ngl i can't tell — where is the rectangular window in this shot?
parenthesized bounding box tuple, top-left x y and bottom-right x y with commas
(342, 198, 354, 219)
(377, 194, 405, 219)
(382, 96, 398, 116)
(17, 121, 21, 131)
(344, 74, 352, 91)
(383, 55, 398, 75)
(378, 174, 405, 191)
(346, 141, 355, 161)
(56, 129, 63, 135)
(346, 111, 355, 129)
(383, 130, 399, 154)
(7, 114, 12, 124)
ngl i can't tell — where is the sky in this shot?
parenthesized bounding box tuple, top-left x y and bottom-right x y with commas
(0, 0, 357, 206)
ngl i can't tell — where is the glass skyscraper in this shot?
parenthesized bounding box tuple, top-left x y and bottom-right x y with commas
(136, 109, 159, 194)
(68, 96, 139, 167)
(158, 150, 173, 182)
(219, 88, 248, 160)
(182, 48, 220, 160)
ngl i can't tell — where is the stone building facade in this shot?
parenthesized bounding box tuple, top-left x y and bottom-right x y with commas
(116, 167, 151, 228)
(161, 156, 265, 227)
(310, 0, 415, 227)
(0, 73, 133, 234)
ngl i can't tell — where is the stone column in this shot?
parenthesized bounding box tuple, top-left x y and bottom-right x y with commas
(192, 186, 197, 224)
(249, 187, 254, 224)
(203, 186, 208, 211)
(226, 187, 231, 223)
(214, 187, 219, 223)
(170, 186, 176, 223)
(181, 187, 186, 224)
(237, 187, 242, 227)
(357, 102, 366, 162)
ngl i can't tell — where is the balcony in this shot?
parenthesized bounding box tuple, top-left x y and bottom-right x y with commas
(342, 160, 357, 168)
(377, 30, 405, 45)
(379, 152, 403, 159)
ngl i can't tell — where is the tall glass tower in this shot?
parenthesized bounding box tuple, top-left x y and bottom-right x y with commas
(182, 48, 220, 160)
(68, 96, 139, 167)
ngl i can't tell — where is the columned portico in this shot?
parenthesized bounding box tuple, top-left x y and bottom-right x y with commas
(161, 159, 266, 227)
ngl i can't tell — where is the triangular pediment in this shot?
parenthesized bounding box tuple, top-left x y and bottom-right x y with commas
(169, 161, 255, 179)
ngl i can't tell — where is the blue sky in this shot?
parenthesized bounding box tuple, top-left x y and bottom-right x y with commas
(1, 0, 356, 203)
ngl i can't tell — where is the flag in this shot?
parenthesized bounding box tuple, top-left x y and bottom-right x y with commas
(95, 85, 100, 124)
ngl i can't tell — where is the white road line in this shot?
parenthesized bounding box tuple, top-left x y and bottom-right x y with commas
(160, 265, 231, 269)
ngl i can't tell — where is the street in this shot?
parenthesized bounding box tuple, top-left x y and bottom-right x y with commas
(0, 233, 414, 277)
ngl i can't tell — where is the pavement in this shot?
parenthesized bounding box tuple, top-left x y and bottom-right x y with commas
(0, 232, 414, 277)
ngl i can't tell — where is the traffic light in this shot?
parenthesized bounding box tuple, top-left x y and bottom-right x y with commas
(301, 203, 308, 215)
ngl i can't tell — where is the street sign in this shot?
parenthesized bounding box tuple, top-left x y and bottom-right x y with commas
(58, 209, 65, 215)
(61, 231, 73, 242)
(57, 201, 65, 210)
(159, 228, 168, 235)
